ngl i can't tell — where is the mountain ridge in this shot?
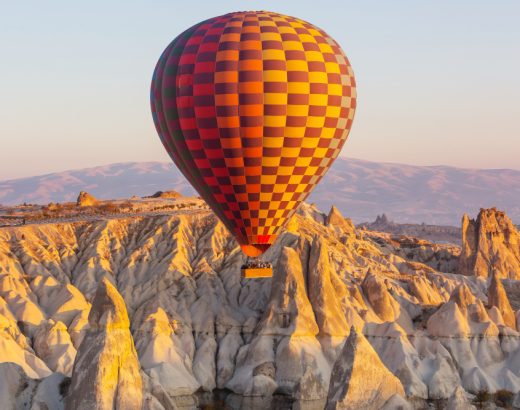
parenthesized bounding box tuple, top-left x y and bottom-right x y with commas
(1, 158, 519, 225)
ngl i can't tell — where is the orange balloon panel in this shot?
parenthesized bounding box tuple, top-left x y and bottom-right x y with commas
(151, 11, 356, 257)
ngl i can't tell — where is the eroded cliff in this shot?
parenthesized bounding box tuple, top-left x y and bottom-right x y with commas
(0, 204, 518, 409)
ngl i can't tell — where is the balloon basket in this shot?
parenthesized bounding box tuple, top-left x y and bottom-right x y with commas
(241, 258, 273, 278)
(241, 267, 273, 278)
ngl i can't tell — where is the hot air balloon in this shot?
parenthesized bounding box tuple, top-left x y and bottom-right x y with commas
(151, 11, 356, 277)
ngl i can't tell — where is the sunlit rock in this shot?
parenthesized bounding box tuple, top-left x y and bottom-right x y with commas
(459, 208, 520, 279)
(0, 203, 519, 404)
(66, 278, 142, 409)
(325, 327, 405, 410)
(33, 319, 76, 375)
(487, 271, 516, 330)
(76, 191, 98, 207)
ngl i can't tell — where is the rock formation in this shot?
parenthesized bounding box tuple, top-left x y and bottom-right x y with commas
(76, 191, 98, 207)
(33, 319, 76, 375)
(325, 327, 405, 410)
(227, 247, 330, 399)
(0, 362, 35, 409)
(147, 191, 182, 199)
(257, 247, 319, 337)
(427, 283, 499, 337)
(308, 237, 350, 336)
(0, 202, 519, 408)
(361, 270, 402, 322)
(65, 278, 142, 409)
(325, 206, 356, 235)
(360, 214, 461, 245)
(381, 394, 412, 410)
(446, 386, 476, 410)
(487, 271, 516, 330)
(459, 208, 520, 279)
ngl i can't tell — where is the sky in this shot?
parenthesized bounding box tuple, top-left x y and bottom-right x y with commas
(1, 0, 519, 180)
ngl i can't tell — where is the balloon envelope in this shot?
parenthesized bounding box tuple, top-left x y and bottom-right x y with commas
(151, 11, 356, 257)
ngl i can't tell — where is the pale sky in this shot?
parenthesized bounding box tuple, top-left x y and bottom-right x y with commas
(1, 0, 519, 180)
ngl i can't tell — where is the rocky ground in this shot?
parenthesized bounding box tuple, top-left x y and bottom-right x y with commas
(0, 192, 208, 228)
(358, 214, 460, 245)
(0, 200, 519, 409)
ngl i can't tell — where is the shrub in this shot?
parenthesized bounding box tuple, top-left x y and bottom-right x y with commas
(119, 201, 134, 211)
(96, 203, 119, 214)
(494, 389, 513, 408)
(474, 390, 490, 409)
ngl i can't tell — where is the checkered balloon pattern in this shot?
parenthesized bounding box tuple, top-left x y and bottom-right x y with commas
(151, 11, 356, 257)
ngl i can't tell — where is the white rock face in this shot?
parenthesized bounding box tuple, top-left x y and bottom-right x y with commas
(258, 246, 319, 337)
(0, 362, 34, 410)
(325, 327, 405, 410)
(427, 283, 499, 337)
(0, 306, 52, 378)
(308, 237, 350, 337)
(0, 203, 519, 407)
(446, 386, 476, 410)
(381, 394, 412, 410)
(513, 391, 520, 409)
(65, 278, 143, 409)
(33, 319, 76, 375)
(227, 247, 330, 399)
(0, 363, 62, 410)
(135, 307, 200, 397)
(32, 372, 67, 410)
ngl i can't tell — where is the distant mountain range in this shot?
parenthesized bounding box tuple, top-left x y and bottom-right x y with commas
(1, 158, 519, 225)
